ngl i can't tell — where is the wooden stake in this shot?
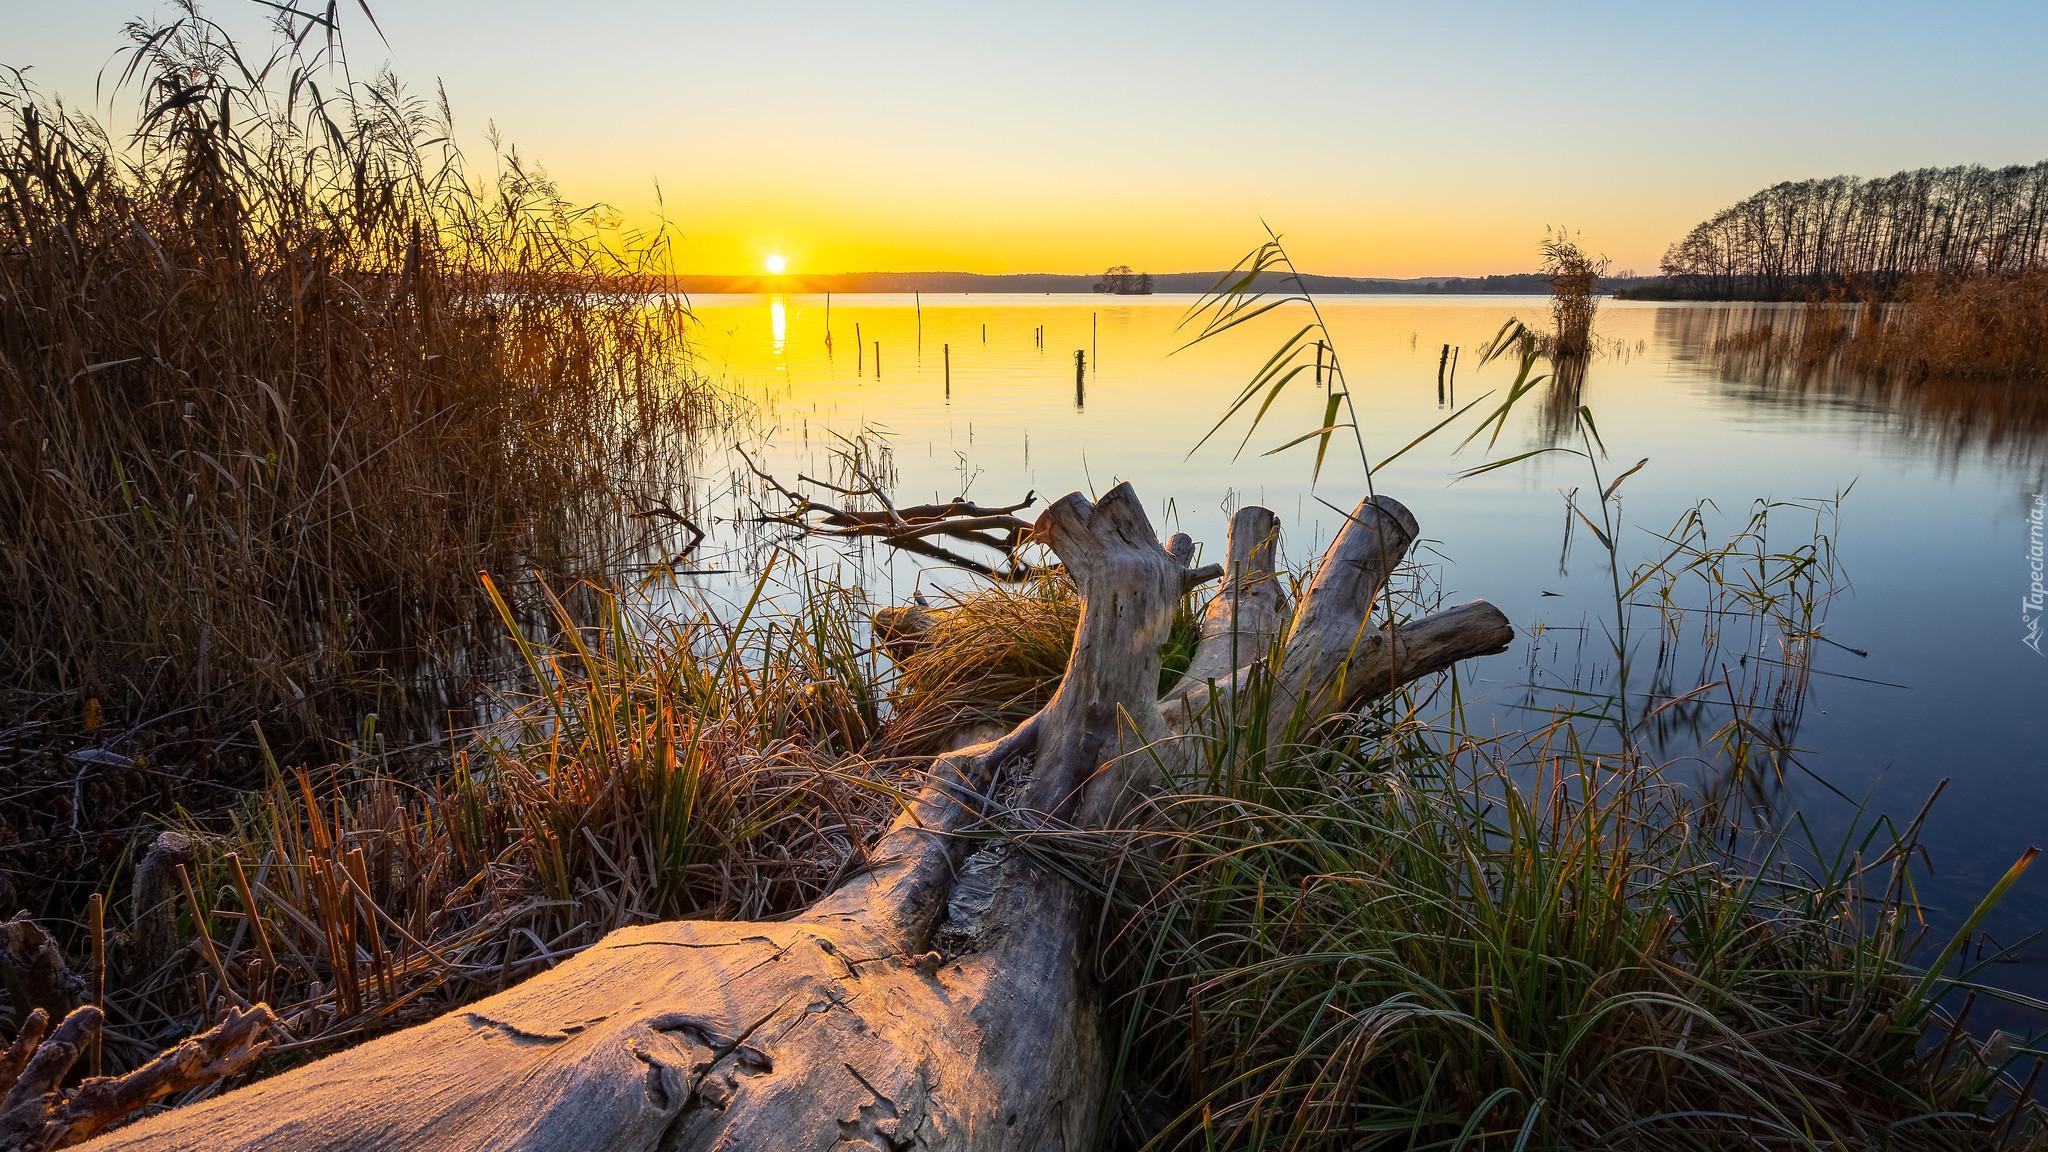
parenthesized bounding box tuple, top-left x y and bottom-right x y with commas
(89, 892, 104, 1077)
(944, 344, 951, 399)
(856, 323, 863, 373)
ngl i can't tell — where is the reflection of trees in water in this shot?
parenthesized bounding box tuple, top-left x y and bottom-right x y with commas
(1654, 304, 2048, 468)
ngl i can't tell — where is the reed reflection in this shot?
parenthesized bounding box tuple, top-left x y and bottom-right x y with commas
(1662, 304, 2048, 468)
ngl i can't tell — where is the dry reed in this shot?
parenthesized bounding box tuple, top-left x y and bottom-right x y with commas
(0, 12, 719, 762)
(0, 9, 723, 947)
(1543, 229, 1609, 365)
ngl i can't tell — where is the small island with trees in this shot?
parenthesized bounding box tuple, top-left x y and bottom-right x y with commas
(1092, 265, 1154, 294)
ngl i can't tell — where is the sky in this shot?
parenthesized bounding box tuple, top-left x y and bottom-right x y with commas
(10, 0, 2048, 278)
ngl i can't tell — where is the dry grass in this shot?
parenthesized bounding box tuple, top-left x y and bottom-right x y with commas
(104, 574, 901, 1068)
(1861, 272, 2048, 379)
(878, 573, 1199, 756)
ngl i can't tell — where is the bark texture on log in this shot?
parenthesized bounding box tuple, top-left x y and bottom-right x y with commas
(82, 486, 1511, 1152)
(1167, 506, 1285, 700)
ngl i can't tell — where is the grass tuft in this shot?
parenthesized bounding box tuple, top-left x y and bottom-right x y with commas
(1097, 714, 2046, 1151)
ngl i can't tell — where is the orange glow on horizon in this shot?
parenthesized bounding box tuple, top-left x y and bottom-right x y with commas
(591, 191, 1683, 281)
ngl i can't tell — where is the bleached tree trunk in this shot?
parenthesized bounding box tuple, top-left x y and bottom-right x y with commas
(83, 485, 1510, 1152)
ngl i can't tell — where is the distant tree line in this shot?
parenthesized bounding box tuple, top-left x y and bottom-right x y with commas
(665, 270, 1657, 295)
(1648, 161, 2048, 299)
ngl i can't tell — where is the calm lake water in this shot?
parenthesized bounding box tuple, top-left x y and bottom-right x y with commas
(682, 292, 2048, 1015)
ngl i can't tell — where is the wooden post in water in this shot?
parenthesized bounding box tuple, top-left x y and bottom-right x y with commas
(1092, 312, 1097, 364)
(875, 341, 882, 378)
(982, 322, 987, 343)
(1316, 339, 1325, 385)
(856, 322, 864, 374)
(1074, 349, 1086, 410)
(915, 291, 923, 352)
(1437, 343, 1450, 405)
(944, 343, 951, 399)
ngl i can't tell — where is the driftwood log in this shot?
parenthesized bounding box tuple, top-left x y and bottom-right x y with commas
(82, 485, 1510, 1151)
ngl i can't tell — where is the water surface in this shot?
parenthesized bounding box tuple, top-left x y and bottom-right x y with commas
(685, 292, 2048, 1012)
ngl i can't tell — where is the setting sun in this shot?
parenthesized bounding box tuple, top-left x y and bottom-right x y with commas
(764, 254, 786, 274)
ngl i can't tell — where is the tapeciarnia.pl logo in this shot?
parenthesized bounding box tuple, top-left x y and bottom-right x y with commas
(2026, 493, 2045, 655)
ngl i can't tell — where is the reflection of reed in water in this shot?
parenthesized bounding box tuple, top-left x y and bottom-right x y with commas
(1537, 354, 1586, 445)
(1517, 492, 1850, 825)
(1661, 305, 2048, 466)
(1518, 231, 1609, 445)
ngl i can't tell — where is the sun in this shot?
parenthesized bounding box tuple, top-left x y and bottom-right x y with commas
(764, 254, 786, 274)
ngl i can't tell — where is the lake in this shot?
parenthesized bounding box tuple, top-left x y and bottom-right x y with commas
(680, 291, 2048, 1016)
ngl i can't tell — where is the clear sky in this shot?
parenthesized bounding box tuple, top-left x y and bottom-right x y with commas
(10, 0, 2048, 277)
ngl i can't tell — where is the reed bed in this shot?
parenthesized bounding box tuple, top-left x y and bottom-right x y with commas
(0, 9, 722, 949)
(1875, 272, 2048, 378)
(1543, 230, 1607, 366)
(1719, 273, 2048, 381)
(0, 12, 719, 769)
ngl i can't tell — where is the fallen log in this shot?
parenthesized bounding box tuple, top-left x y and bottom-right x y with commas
(82, 485, 1511, 1151)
